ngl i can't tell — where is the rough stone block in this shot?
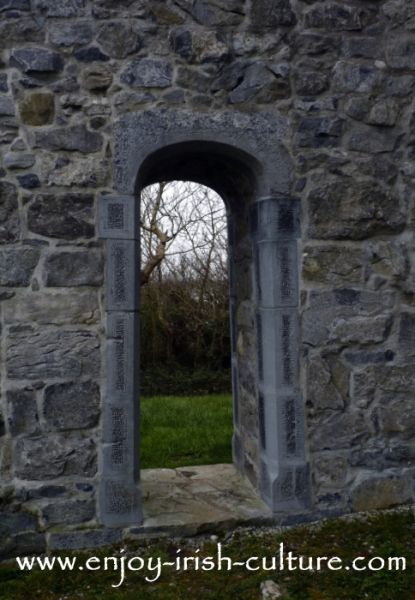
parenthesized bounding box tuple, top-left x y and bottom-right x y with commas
(0, 532, 46, 560)
(10, 48, 63, 73)
(7, 389, 39, 435)
(303, 290, 393, 347)
(305, 4, 365, 31)
(40, 155, 109, 188)
(97, 22, 141, 58)
(42, 499, 95, 526)
(295, 116, 343, 148)
(120, 59, 173, 88)
(14, 434, 97, 480)
(0, 181, 19, 244)
(332, 61, 382, 92)
(351, 474, 414, 511)
(35, 125, 103, 154)
(0, 248, 39, 286)
(0, 95, 15, 116)
(81, 66, 113, 91)
(376, 394, 415, 440)
(309, 412, 370, 451)
(4, 290, 100, 325)
(49, 528, 122, 551)
(250, 0, 296, 28)
(303, 245, 364, 285)
(43, 381, 100, 431)
(44, 250, 104, 287)
(306, 355, 345, 412)
(7, 326, 100, 380)
(307, 179, 405, 240)
(329, 315, 391, 345)
(4, 153, 35, 169)
(33, 0, 86, 17)
(0, 17, 44, 49)
(386, 35, 415, 70)
(19, 92, 54, 126)
(398, 312, 415, 358)
(27, 193, 94, 239)
(49, 22, 94, 47)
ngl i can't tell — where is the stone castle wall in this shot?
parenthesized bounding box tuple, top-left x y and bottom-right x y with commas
(0, 0, 414, 556)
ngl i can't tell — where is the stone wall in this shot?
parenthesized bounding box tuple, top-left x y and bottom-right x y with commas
(0, 0, 414, 556)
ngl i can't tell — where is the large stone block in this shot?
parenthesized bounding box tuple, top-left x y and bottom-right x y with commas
(0, 248, 40, 286)
(376, 394, 415, 440)
(120, 59, 173, 88)
(351, 474, 414, 511)
(332, 61, 382, 92)
(386, 35, 415, 70)
(305, 3, 365, 31)
(39, 155, 109, 187)
(35, 125, 103, 153)
(7, 389, 39, 436)
(27, 193, 94, 239)
(309, 411, 370, 451)
(0, 532, 46, 560)
(49, 22, 94, 47)
(295, 117, 343, 148)
(329, 315, 391, 345)
(250, 0, 296, 28)
(10, 48, 63, 73)
(302, 245, 364, 285)
(33, 0, 86, 17)
(19, 92, 55, 126)
(92, 0, 147, 19)
(306, 354, 346, 412)
(0, 17, 44, 49)
(0, 95, 15, 116)
(44, 250, 103, 286)
(3, 290, 100, 325)
(6, 326, 100, 380)
(3, 153, 35, 169)
(398, 312, 415, 358)
(14, 434, 97, 480)
(302, 289, 393, 347)
(307, 179, 405, 240)
(43, 381, 100, 431)
(0, 181, 20, 244)
(49, 528, 122, 551)
(42, 499, 95, 526)
(229, 62, 290, 104)
(97, 22, 141, 58)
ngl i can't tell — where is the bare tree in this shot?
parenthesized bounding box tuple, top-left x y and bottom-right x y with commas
(140, 181, 228, 286)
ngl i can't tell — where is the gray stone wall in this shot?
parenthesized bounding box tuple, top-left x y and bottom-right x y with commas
(0, 0, 414, 555)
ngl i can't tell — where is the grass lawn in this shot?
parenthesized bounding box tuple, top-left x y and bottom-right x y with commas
(140, 394, 233, 469)
(1, 510, 414, 599)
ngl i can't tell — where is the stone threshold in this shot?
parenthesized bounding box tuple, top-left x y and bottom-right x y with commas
(129, 463, 274, 537)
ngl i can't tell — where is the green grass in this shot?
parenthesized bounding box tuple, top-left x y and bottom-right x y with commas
(1, 510, 414, 599)
(140, 394, 233, 469)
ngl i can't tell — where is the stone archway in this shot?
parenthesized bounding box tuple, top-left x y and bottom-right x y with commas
(98, 109, 309, 527)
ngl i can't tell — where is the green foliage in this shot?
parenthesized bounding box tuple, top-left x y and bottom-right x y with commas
(140, 366, 231, 396)
(140, 277, 231, 395)
(140, 394, 233, 468)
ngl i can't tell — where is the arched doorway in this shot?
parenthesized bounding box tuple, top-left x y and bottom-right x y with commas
(98, 109, 309, 526)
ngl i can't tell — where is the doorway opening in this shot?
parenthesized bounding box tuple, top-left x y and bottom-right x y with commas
(99, 109, 309, 529)
(139, 181, 233, 470)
